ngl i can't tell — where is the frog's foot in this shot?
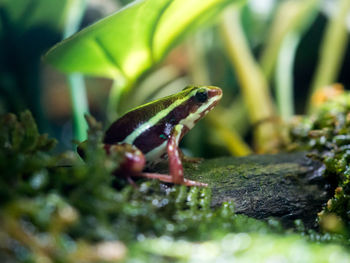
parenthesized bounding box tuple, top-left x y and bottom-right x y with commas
(135, 172, 207, 187)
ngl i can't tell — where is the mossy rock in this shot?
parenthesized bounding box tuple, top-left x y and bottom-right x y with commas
(157, 152, 329, 227)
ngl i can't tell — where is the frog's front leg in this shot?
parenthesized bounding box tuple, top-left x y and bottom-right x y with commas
(164, 124, 207, 186)
(167, 124, 185, 184)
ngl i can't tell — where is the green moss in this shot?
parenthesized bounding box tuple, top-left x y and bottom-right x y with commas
(1, 111, 350, 262)
(0, 111, 279, 262)
(290, 92, 350, 235)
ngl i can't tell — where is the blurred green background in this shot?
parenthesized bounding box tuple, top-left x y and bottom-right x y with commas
(1, 0, 349, 156)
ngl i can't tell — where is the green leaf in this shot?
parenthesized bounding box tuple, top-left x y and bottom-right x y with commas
(259, 0, 320, 80)
(44, 0, 241, 81)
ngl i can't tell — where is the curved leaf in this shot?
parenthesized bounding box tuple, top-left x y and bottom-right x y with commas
(44, 0, 241, 81)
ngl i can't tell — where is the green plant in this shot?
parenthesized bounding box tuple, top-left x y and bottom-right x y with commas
(0, 0, 86, 139)
(44, 0, 243, 134)
(44, 0, 349, 155)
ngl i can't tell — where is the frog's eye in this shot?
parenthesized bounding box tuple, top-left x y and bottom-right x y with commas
(195, 90, 208, 103)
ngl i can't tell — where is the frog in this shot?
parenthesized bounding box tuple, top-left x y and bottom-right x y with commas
(85, 86, 222, 187)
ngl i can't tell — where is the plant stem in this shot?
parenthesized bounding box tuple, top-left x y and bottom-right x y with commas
(308, 0, 350, 112)
(259, 0, 319, 81)
(223, 98, 249, 136)
(107, 76, 128, 122)
(63, 0, 89, 142)
(220, 7, 280, 153)
(186, 32, 211, 156)
(187, 32, 211, 85)
(207, 114, 252, 156)
(187, 32, 251, 156)
(275, 33, 299, 120)
(67, 74, 89, 142)
(132, 66, 181, 107)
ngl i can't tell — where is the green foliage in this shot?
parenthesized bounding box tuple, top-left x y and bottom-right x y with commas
(264, 0, 319, 119)
(0, 0, 81, 133)
(0, 111, 57, 203)
(45, 0, 245, 121)
(290, 92, 350, 234)
(45, 0, 241, 81)
(309, 0, 350, 109)
(260, 0, 319, 81)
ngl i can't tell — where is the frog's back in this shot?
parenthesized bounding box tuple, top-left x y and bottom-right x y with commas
(103, 95, 178, 146)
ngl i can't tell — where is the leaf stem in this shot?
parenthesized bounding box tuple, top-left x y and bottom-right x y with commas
(259, 0, 319, 81)
(207, 114, 252, 156)
(107, 77, 128, 122)
(63, 0, 89, 142)
(220, 7, 280, 153)
(67, 74, 89, 142)
(308, 0, 350, 112)
(275, 33, 299, 120)
(187, 32, 251, 156)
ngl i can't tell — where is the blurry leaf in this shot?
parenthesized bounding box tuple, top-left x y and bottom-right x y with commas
(259, 0, 320, 80)
(309, 0, 350, 112)
(0, 0, 82, 130)
(220, 7, 281, 153)
(0, 0, 74, 32)
(207, 113, 252, 156)
(44, 0, 243, 81)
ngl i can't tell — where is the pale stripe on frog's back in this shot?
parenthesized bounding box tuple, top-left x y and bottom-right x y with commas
(122, 88, 199, 145)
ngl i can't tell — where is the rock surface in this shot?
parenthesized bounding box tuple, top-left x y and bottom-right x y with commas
(181, 152, 329, 227)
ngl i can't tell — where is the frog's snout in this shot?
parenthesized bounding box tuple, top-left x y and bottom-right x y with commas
(207, 86, 222, 99)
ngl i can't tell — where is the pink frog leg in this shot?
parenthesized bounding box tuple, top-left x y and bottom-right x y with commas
(167, 125, 185, 184)
(166, 124, 207, 187)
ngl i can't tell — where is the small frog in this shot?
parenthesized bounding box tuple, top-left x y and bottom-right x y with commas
(86, 86, 222, 187)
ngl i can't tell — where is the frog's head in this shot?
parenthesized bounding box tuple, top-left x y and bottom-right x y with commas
(182, 85, 222, 108)
(175, 85, 222, 130)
